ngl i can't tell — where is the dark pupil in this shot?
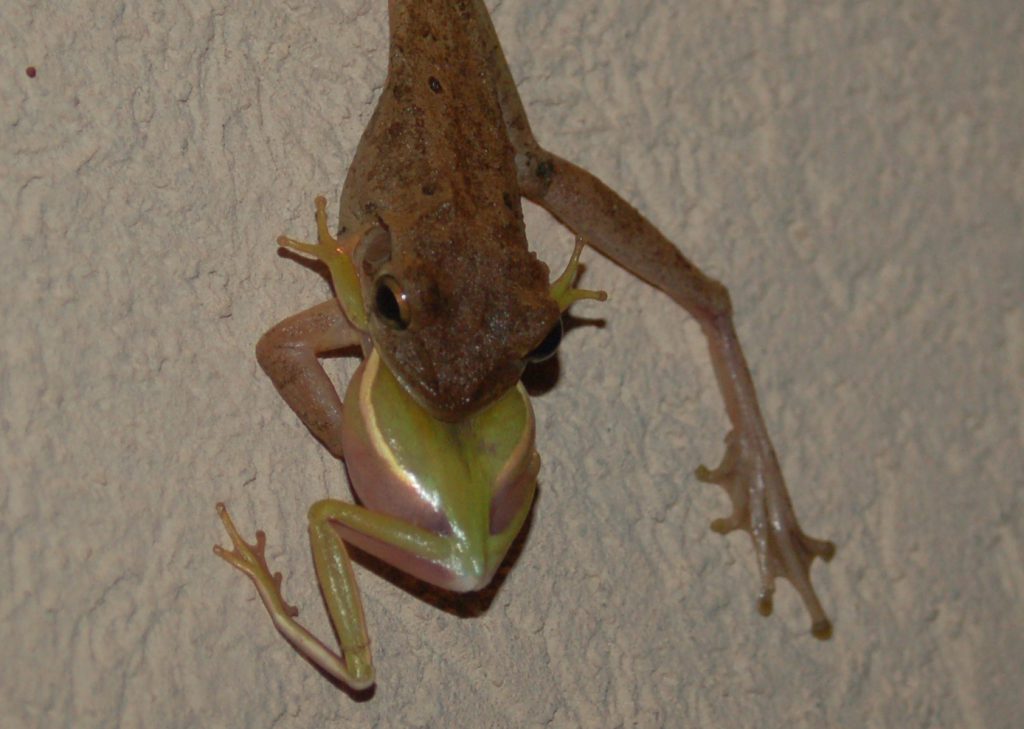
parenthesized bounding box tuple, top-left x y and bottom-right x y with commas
(527, 319, 563, 363)
(375, 282, 404, 327)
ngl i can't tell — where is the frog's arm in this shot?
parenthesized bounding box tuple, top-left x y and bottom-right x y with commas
(256, 196, 368, 459)
(214, 497, 472, 691)
(467, 0, 835, 637)
(255, 298, 361, 458)
(215, 503, 375, 690)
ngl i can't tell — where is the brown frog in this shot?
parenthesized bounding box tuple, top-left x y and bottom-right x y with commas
(215, 0, 834, 691)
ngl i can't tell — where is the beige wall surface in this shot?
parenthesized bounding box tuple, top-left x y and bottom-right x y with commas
(2, 1, 1021, 727)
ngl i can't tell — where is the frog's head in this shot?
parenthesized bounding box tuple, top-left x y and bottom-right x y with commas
(280, 196, 604, 422)
(354, 228, 561, 421)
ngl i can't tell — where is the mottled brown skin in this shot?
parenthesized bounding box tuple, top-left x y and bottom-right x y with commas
(244, 0, 834, 653)
(337, 0, 559, 421)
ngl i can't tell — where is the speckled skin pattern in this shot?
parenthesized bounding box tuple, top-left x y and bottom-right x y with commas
(339, 1, 559, 419)
(2, 1, 1021, 727)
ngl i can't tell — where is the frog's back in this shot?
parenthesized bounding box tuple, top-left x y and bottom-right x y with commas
(339, 0, 519, 236)
(337, 0, 560, 420)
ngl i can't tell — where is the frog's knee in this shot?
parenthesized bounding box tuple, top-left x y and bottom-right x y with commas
(707, 280, 732, 317)
(308, 499, 335, 526)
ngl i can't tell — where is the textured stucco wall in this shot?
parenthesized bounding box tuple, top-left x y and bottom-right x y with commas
(2, 1, 1021, 727)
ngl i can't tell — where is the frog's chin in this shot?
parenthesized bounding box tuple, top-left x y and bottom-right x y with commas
(411, 388, 515, 424)
(373, 347, 523, 423)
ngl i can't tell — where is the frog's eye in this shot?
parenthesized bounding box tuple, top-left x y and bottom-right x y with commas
(374, 275, 411, 330)
(525, 319, 563, 363)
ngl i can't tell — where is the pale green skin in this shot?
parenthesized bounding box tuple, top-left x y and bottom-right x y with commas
(337, 347, 538, 593)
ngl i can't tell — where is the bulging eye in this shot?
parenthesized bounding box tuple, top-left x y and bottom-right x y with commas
(374, 275, 410, 330)
(525, 319, 563, 363)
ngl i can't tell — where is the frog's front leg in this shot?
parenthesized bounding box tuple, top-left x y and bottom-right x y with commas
(253, 500, 492, 686)
(215, 497, 496, 690)
(522, 154, 835, 638)
(256, 297, 363, 459)
(255, 194, 369, 459)
(214, 503, 374, 689)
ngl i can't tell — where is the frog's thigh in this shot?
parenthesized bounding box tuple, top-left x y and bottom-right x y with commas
(309, 500, 478, 593)
(524, 154, 730, 320)
(256, 298, 362, 458)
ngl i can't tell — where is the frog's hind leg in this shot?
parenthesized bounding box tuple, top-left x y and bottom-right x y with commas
(520, 152, 835, 638)
(308, 499, 490, 593)
(214, 503, 375, 689)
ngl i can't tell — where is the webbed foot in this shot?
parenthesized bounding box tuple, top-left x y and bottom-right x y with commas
(696, 431, 835, 639)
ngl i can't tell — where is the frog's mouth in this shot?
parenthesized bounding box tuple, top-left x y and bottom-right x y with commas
(372, 342, 526, 423)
